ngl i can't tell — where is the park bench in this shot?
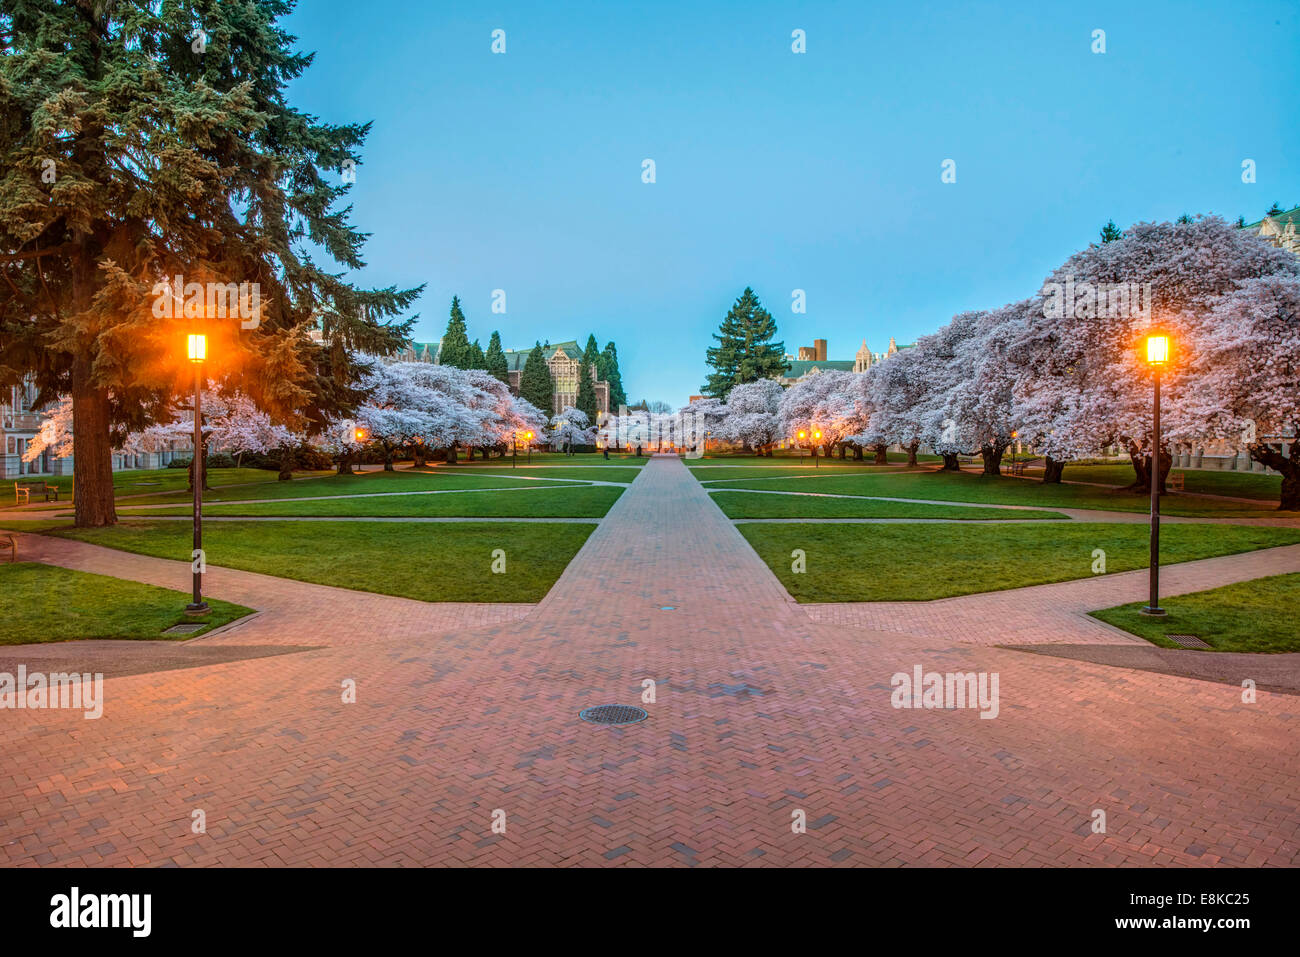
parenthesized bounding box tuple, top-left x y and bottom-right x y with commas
(1009, 460, 1026, 476)
(1167, 471, 1185, 492)
(14, 480, 60, 505)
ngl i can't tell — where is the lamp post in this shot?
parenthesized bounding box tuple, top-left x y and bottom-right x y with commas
(353, 427, 367, 474)
(797, 430, 806, 466)
(186, 334, 208, 615)
(813, 430, 822, 469)
(1140, 332, 1171, 617)
(526, 430, 534, 465)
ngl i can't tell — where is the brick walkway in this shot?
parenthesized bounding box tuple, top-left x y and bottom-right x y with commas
(1, 456, 1297, 866)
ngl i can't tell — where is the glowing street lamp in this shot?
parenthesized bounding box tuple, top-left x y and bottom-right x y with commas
(813, 429, 822, 469)
(1141, 331, 1172, 617)
(186, 334, 208, 615)
(797, 430, 807, 466)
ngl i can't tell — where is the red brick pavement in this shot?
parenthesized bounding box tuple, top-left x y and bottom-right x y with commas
(1, 456, 1296, 867)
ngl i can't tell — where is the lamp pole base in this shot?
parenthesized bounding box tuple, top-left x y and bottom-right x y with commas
(1139, 606, 1167, 618)
(185, 602, 210, 616)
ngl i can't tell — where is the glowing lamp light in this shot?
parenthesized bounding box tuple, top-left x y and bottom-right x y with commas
(813, 430, 822, 440)
(187, 334, 207, 363)
(798, 430, 806, 440)
(354, 427, 367, 442)
(1144, 333, 1170, 366)
(526, 431, 534, 440)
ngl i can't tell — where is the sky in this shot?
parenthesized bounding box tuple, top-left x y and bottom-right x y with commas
(281, 0, 1299, 406)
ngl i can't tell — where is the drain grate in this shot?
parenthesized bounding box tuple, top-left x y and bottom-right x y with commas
(1166, 633, 1211, 649)
(579, 704, 648, 725)
(163, 623, 207, 635)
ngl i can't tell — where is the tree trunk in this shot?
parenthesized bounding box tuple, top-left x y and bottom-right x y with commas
(1125, 439, 1170, 493)
(447, 444, 458, 464)
(873, 444, 889, 466)
(413, 446, 427, 468)
(383, 446, 395, 471)
(852, 444, 863, 461)
(336, 451, 354, 475)
(1247, 441, 1300, 510)
(941, 452, 960, 471)
(906, 441, 919, 467)
(838, 444, 847, 459)
(277, 446, 294, 481)
(70, 358, 117, 527)
(1042, 455, 1066, 484)
(980, 443, 1006, 476)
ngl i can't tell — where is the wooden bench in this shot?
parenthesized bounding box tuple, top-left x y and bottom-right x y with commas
(1010, 460, 1026, 476)
(14, 480, 60, 505)
(1167, 471, 1185, 491)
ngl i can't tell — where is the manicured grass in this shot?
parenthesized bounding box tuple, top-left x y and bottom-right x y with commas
(691, 465, 919, 483)
(0, 562, 252, 644)
(120, 469, 581, 506)
(6, 467, 321, 507)
(454, 452, 647, 467)
(710, 469, 1288, 518)
(687, 456, 915, 470)
(1091, 573, 1300, 653)
(49, 521, 595, 602)
(445, 466, 642, 483)
(708, 490, 1064, 520)
(136, 484, 625, 518)
(736, 522, 1300, 602)
(1035, 463, 1283, 502)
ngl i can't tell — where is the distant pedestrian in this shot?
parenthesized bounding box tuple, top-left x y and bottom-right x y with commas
(603, 447, 609, 460)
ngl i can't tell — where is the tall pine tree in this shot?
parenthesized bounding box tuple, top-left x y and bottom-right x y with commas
(703, 288, 786, 399)
(519, 343, 554, 416)
(0, 0, 418, 526)
(466, 339, 487, 370)
(1099, 220, 1123, 243)
(439, 296, 471, 368)
(599, 341, 628, 410)
(576, 357, 599, 421)
(485, 331, 509, 383)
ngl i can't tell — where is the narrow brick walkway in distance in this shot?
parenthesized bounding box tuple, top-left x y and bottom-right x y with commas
(1, 456, 1297, 867)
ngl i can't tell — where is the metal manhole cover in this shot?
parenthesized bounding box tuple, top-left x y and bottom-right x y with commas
(579, 704, 648, 725)
(1166, 634, 1211, 649)
(163, 623, 207, 635)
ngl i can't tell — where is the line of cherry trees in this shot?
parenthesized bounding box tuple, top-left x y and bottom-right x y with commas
(683, 217, 1300, 509)
(27, 361, 551, 480)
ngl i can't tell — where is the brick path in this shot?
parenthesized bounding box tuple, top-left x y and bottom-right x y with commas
(1, 456, 1297, 866)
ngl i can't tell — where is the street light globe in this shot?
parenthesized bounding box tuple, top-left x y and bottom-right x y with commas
(354, 427, 366, 442)
(187, 334, 207, 363)
(1144, 332, 1170, 366)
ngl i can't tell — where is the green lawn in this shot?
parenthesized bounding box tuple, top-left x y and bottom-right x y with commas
(706, 469, 1288, 518)
(132, 484, 625, 518)
(5, 467, 320, 507)
(1030, 463, 1283, 502)
(453, 452, 647, 467)
(0, 562, 252, 644)
(736, 522, 1300, 602)
(442, 466, 641, 483)
(708, 490, 1065, 520)
(119, 469, 582, 506)
(1091, 573, 1300, 653)
(48, 520, 595, 602)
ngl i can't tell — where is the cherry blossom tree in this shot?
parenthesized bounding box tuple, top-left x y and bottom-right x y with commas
(549, 407, 595, 452)
(1183, 275, 1300, 509)
(718, 379, 784, 454)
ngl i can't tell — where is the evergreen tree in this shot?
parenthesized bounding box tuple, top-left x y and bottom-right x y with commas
(1176, 212, 1194, 224)
(703, 287, 786, 399)
(439, 297, 471, 368)
(599, 342, 628, 409)
(582, 334, 600, 367)
(1099, 220, 1123, 243)
(466, 339, 487, 370)
(1266, 201, 1285, 216)
(0, 1, 418, 527)
(485, 331, 509, 383)
(520, 343, 555, 416)
(576, 357, 599, 421)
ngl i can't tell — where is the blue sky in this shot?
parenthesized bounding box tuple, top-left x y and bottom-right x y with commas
(283, 0, 1298, 405)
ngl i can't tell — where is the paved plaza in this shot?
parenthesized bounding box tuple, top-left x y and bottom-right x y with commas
(1, 457, 1297, 867)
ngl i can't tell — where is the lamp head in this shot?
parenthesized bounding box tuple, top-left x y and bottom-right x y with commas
(1144, 331, 1170, 366)
(187, 334, 207, 363)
